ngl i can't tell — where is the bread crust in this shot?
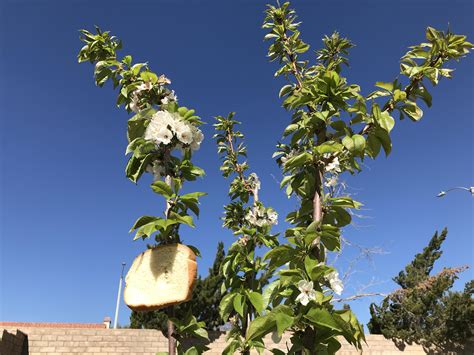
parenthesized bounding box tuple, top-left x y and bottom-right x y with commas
(124, 243, 197, 312)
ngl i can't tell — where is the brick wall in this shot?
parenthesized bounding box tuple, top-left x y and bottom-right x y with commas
(1, 326, 434, 354)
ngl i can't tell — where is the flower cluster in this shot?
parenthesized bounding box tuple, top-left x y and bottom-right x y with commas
(129, 75, 173, 113)
(144, 110, 204, 151)
(245, 205, 278, 227)
(295, 271, 343, 306)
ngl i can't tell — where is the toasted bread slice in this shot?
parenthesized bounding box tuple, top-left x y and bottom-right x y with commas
(124, 243, 197, 311)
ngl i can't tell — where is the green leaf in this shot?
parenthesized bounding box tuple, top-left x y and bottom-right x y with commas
(151, 180, 174, 198)
(125, 137, 145, 155)
(219, 293, 236, 321)
(402, 101, 423, 121)
(262, 280, 280, 310)
(275, 312, 293, 337)
(279, 84, 294, 97)
(233, 293, 245, 317)
(366, 134, 381, 158)
(222, 341, 240, 355)
(169, 212, 194, 227)
(125, 154, 153, 183)
(183, 347, 199, 355)
(284, 152, 312, 170)
(140, 71, 158, 83)
(304, 255, 319, 276)
(129, 216, 158, 232)
(342, 136, 354, 151)
(247, 292, 264, 315)
(265, 245, 297, 268)
(352, 134, 366, 152)
(374, 128, 392, 156)
(377, 112, 395, 133)
(246, 313, 275, 341)
(305, 308, 343, 332)
(375, 81, 394, 92)
(180, 192, 207, 202)
(317, 141, 344, 154)
(127, 108, 154, 141)
(321, 232, 341, 251)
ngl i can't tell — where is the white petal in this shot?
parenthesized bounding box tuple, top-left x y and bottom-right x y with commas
(296, 292, 309, 306)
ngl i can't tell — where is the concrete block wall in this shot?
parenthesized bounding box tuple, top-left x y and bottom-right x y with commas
(1, 326, 431, 354)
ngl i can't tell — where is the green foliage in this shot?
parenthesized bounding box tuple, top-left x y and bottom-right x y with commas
(248, 1, 473, 354)
(214, 113, 279, 354)
(368, 229, 473, 352)
(78, 27, 208, 353)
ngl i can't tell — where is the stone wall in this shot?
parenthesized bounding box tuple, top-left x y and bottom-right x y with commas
(1, 325, 432, 354)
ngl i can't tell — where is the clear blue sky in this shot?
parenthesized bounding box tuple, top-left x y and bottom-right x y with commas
(1, 0, 472, 329)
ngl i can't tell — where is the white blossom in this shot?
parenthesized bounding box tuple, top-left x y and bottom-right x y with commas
(155, 127, 173, 145)
(175, 122, 193, 145)
(267, 209, 278, 225)
(136, 81, 153, 92)
(129, 94, 140, 113)
(469, 187, 474, 196)
(146, 161, 165, 181)
(161, 90, 177, 105)
(144, 110, 203, 150)
(326, 157, 341, 173)
(324, 175, 338, 188)
(248, 173, 261, 191)
(295, 280, 316, 306)
(245, 205, 278, 227)
(157, 75, 171, 85)
(326, 271, 343, 295)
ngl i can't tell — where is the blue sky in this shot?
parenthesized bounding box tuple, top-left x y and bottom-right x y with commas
(1, 0, 472, 330)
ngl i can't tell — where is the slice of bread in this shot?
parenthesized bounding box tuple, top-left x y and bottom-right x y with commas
(124, 243, 197, 311)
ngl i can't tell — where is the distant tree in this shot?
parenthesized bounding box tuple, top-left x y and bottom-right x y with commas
(368, 228, 473, 352)
(130, 242, 226, 333)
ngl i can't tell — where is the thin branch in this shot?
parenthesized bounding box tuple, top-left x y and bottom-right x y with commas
(332, 292, 387, 303)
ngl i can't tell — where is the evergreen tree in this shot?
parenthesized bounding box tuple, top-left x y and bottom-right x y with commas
(130, 242, 226, 332)
(368, 228, 473, 352)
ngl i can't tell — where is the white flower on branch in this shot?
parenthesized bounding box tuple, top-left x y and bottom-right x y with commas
(245, 205, 278, 227)
(129, 94, 140, 113)
(175, 122, 193, 145)
(161, 90, 177, 105)
(327, 271, 344, 295)
(325, 157, 341, 173)
(146, 161, 165, 181)
(296, 280, 316, 306)
(144, 110, 203, 150)
(136, 81, 153, 92)
(190, 127, 204, 151)
(324, 175, 338, 187)
(155, 127, 173, 145)
(267, 209, 278, 225)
